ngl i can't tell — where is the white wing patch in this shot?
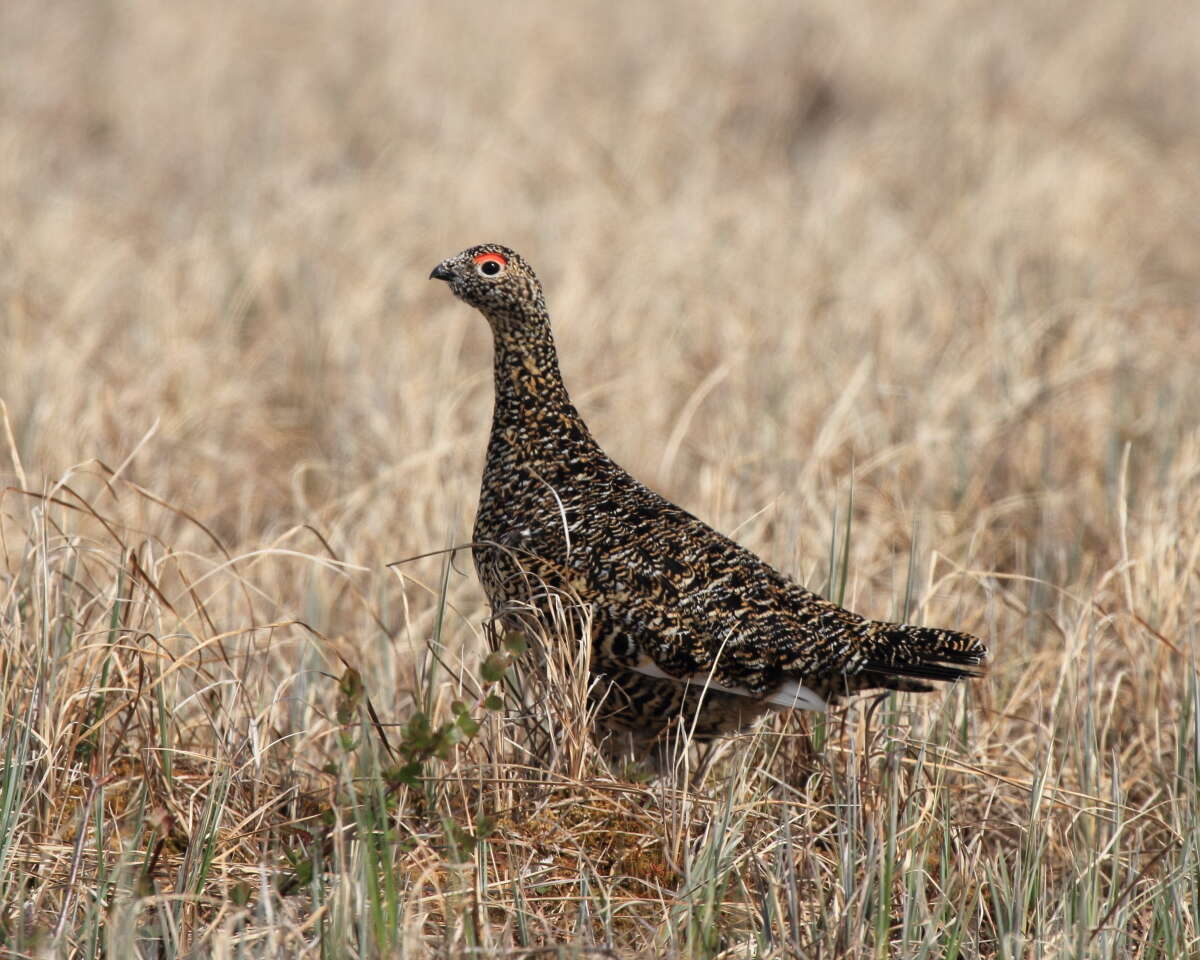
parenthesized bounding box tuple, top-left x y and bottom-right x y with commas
(760, 679, 829, 712)
(630, 656, 828, 713)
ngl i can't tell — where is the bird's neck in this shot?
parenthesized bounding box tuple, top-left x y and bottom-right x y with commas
(486, 309, 594, 451)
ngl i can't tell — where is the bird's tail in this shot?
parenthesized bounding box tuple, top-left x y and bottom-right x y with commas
(855, 622, 987, 694)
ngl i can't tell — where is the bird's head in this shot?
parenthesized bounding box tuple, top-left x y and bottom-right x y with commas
(429, 244, 545, 322)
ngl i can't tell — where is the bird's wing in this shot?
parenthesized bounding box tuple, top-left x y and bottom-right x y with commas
(586, 477, 984, 699)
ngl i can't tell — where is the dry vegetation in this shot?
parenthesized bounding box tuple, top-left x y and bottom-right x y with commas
(2, 0, 1199, 956)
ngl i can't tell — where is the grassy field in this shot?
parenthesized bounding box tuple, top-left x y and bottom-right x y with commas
(2, 0, 1199, 956)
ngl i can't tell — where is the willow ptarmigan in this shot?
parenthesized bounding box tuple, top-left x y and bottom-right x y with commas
(430, 243, 986, 743)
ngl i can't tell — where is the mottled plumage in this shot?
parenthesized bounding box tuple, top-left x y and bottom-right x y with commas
(430, 244, 986, 743)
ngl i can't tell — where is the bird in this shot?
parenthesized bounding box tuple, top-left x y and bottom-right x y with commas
(430, 243, 986, 746)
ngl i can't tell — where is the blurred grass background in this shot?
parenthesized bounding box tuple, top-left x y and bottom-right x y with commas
(1, 0, 1198, 956)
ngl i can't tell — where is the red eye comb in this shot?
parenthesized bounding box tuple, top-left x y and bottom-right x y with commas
(473, 252, 508, 267)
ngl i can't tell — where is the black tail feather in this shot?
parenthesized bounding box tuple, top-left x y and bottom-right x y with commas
(863, 659, 984, 683)
(859, 624, 987, 688)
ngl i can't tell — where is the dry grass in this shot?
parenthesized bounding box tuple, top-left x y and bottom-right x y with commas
(2, 0, 1199, 956)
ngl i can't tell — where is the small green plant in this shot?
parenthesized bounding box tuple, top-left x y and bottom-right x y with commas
(389, 630, 527, 789)
(279, 630, 527, 904)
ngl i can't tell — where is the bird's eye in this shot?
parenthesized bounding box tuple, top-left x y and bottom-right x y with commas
(473, 252, 507, 277)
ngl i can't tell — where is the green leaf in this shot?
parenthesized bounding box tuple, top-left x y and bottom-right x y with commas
(403, 712, 434, 752)
(336, 668, 364, 725)
(483, 694, 504, 711)
(480, 651, 511, 683)
(456, 713, 480, 737)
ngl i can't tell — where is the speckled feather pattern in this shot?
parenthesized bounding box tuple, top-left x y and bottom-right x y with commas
(431, 244, 987, 742)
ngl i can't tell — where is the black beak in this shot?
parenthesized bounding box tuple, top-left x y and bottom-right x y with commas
(430, 264, 454, 282)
